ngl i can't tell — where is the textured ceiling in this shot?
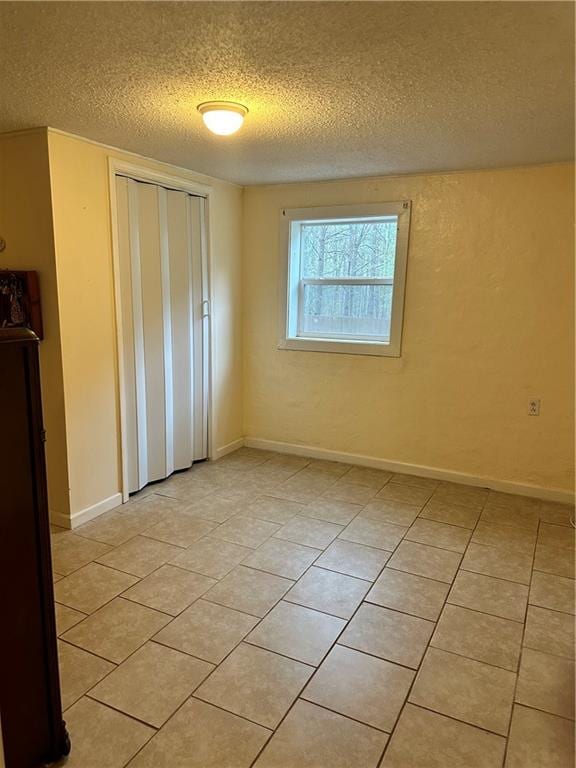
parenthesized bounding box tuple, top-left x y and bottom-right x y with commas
(0, 1, 573, 185)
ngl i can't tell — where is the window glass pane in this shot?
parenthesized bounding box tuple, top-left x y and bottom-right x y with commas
(300, 219, 397, 279)
(301, 284, 393, 339)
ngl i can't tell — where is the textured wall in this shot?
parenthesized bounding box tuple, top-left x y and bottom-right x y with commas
(0, 129, 71, 519)
(243, 164, 575, 493)
(47, 130, 244, 520)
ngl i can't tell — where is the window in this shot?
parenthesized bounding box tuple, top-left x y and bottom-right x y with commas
(279, 201, 411, 356)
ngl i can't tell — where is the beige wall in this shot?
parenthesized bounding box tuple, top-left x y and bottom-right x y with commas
(243, 164, 575, 494)
(47, 130, 243, 522)
(0, 129, 71, 518)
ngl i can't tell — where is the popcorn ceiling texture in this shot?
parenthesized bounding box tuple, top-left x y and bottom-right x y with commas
(0, 1, 573, 184)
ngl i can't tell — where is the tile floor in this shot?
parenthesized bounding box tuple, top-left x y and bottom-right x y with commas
(50, 448, 576, 768)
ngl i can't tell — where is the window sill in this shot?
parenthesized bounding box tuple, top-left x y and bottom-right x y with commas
(278, 337, 401, 357)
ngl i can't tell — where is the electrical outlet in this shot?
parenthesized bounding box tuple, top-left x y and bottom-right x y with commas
(528, 398, 541, 416)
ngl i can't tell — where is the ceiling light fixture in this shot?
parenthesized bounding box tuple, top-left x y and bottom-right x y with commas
(197, 101, 248, 136)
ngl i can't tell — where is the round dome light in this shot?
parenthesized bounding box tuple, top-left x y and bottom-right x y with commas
(197, 101, 248, 136)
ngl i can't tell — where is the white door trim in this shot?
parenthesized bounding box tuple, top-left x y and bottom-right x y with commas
(108, 158, 214, 503)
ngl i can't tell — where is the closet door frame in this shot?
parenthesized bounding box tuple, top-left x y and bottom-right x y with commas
(108, 158, 213, 503)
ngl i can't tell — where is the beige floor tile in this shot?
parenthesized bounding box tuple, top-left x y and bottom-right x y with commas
(126, 698, 270, 768)
(136, 493, 189, 512)
(274, 516, 343, 549)
(62, 597, 171, 663)
(340, 603, 434, 668)
(366, 567, 449, 621)
(409, 647, 515, 735)
(169, 536, 252, 578)
(266, 454, 310, 471)
(529, 571, 575, 614)
(430, 483, 489, 510)
(405, 518, 471, 553)
(448, 570, 528, 622)
(243, 538, 320, 579)
(301, 498, 363, 525)
(516, 648, 575, 719)
(51, 533, 112, 576)
(55, 603, 87, 635)
(247, 600, 345, 664)
(471, 521, 536, 555)
(53, 571, 64, 583)
(315, 539, 391, 581)
(145, 472, 219, 501)
(285, 566, 370, 619)
(486, 491, 541, 513)
(54, 562, 138, 614)
(181, 495, 249, 522)
(376, 483, 433, 507)
(389, 473, 439, 491)
(342, 466, 393, 489)
(361, 499, 421, 527)
(58, 640, 115, 710)
(524, 605, 575, 659)
(381, 704, 506, 768)
(387, 540, 462, 583)
(211, 515, 280, 548)
(538, 522, 575, 551)
(241, 495, 304, 524)
(339, 516, 407, 551)
(480, 505, 540, 532)
(51, 523, 68, 534)
(538, 501, 575, 527)
(75, 506, 163, 546)
(269, 486, 326, 505)
(220, 447, 273, 466)
(195, 642, 312, 728)
(505, 705, 575, 768)
(204, 565, 293, 617)
(89, 641, 213, 727)
(271, 471, 336, 503)
(306, 459, 351, 477)
(62, 697, 154, 768)
(303, 645, 414, 732)
(153, 598, 258, 663)
(244, 464, 296, 485)
(431, 604, 523, 670)
(461, 542, 532, 584)
(140, 513, 216, 547)
(96, 536, 182, 578)
(323, 481, 378, 505)
(161, 483, 220, 505)
(220, 448, 272, 467)
(300, 467, 343, 487)
(121, 564, 216, 615)
(533, 542, 575, 579)
(126, 485, 167, 503)
(253, 699, 388, 768)
(419, 500, 481, 529)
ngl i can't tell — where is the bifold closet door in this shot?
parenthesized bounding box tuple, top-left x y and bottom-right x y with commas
(115, 176, 207, 494)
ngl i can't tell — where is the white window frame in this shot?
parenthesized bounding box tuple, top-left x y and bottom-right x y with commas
(279, 201, 411, 357)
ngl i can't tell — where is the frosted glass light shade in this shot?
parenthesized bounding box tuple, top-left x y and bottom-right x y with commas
(197, 101, 248, 136)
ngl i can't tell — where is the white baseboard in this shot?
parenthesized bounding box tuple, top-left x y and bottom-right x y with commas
(50, 492, 124, 530)
(244, 437, 574, 504)
(213, 437, 245, 460)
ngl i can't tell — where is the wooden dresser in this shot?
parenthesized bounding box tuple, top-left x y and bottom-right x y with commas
(0, 329, 69, 767)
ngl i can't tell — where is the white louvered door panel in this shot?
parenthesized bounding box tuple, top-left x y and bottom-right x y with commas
(115, 176, 207, 494)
